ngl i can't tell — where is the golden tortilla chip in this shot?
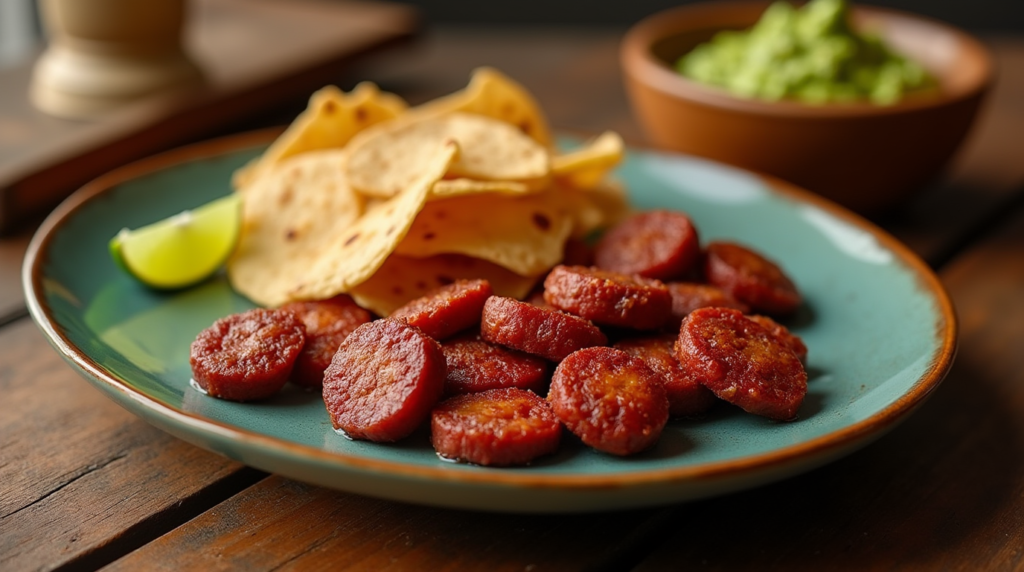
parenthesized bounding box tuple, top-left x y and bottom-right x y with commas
(349, 253, 540, 316)
(285, 140, 460, 301)
(552, 131, 625, 189)
(346, 112, 549, 198)
(584, 178, 632, 231)
(431, 178, 532, 199)
(411, 67, 554, 147)
(228, 149, 365, 307)
(555, 185, 607, 240)
(394, 189, 574, 276)
(233, 83, 407, 190)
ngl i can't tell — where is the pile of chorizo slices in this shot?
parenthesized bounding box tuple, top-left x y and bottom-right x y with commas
(190, 209, 808, 467)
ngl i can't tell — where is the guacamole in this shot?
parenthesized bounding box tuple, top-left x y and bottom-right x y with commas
(676, 0, 934, 104)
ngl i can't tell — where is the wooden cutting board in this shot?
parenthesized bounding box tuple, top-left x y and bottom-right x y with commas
(0, 0, 417, 233)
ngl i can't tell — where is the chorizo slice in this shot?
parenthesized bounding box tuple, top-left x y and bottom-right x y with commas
(323, 319, 446, 442)
(548, 346, 669, 456)
(389, 279, 493, 340)
(190, 308, 305, 402)
(594, 210, 701, 280)
(431, 388, 561, 466)
(614, 334, 718, 417)
(442, 332, 550, 395)
(280, 295, 372, 388)
(480, 296, 607, 362)
(524, 286, 553, 309)
(665, 282, 750, 328)
(543, 265, 672, 330)
(676, 307, 806, 421)
(747, 314, 808, 365)
(703, 242, 801, 316)
(562, 237, 594, 267)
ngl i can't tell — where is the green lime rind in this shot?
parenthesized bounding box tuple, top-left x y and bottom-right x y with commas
(109, 194, 242, 290)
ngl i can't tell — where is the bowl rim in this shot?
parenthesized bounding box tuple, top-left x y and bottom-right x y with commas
(620, 0, 994, 118)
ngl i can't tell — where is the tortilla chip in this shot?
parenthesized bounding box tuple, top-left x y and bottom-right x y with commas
(349, 253, 540, 316)
(584, 178, 632, 231)
(285, 140, 460, 301)
(411, 67, 554, 148)
(552, 131, 625, 190)
(346, 112, 549, 198)
(233, 83, 407, 190)
(556, 185, 607, 239)
(431, 178, 532, 199)
(228, 149, 364, 307)
(394, 189, 574, 276)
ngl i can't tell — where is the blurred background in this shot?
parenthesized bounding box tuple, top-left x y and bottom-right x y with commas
(393, 0, 1024, 31)
(2, 0, 1023, 68)
(1, 0, 1020, 230)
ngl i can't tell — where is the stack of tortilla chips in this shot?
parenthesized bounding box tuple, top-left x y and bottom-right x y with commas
(228, 68, 628, 316)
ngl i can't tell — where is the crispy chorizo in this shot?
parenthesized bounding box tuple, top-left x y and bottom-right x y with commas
(389, 279, 493, 340)
(280, 295, 372, 388)
(594, 210, 701, 280)
(614, 334, 718, 417)
(747, 314, 808, 365)
(190, 308, 305, 402)
(704, 242, 801, 316)
(548, 346, 669, 455)
(323, 319, 446, 442)
(480, 296, 607, 362)
(442, 332, 550, 395)
(676, 307, 806, 421)
(543, 265, 672, 330)
(665, 282, 750, 328)
(431, 388, 561, 466)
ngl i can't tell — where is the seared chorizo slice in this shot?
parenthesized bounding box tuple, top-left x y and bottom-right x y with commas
(543, 265, 672, 330)
(431, 388, 561, 466)
(614, 334, 718, 417)
(562, 237, 594, 267)
(323, 319, 446, 442)
(703, 242, 801, 316)
(389, 279, 493, 340)
(548, 346, 669, 455)
(676, 307, 806, 421)
(190, 308, 305, 402)
(280, 295, 372, 388)
(594, 210, 701, 280)
(747, 314, 808, 365)
(665, 282, 750, 328)
(442, 332, 550, 395)
(481, 296, 607, 362)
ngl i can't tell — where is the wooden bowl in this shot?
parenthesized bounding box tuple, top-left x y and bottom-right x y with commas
(620, 0, 993, 214)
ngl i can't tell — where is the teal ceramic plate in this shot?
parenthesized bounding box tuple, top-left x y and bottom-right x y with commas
(24, 131, 956, 513)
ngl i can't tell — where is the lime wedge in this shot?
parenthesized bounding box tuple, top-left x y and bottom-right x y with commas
(110, 194, 242, 289)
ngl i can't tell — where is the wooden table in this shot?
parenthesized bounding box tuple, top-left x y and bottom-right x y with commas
(4, 27, 1024, 571)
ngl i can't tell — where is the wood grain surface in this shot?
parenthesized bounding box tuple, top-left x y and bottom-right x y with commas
(0, 0, 416, 233)
(0, 320, 263, 572)
(2, 24, 1024, 572)
(104, 477, 674, 571)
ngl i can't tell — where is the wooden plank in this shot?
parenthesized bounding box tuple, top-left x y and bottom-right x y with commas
(0, 319, 264, 572)
(630, 199, 1024, 571)
(103, 475, 674, 572)
(0, 0, 417, 233)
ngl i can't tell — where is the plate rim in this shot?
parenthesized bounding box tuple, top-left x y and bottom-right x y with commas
(23, 129, 958, 493)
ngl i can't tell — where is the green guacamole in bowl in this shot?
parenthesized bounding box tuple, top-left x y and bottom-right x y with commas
(676, 0, 935, 104)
